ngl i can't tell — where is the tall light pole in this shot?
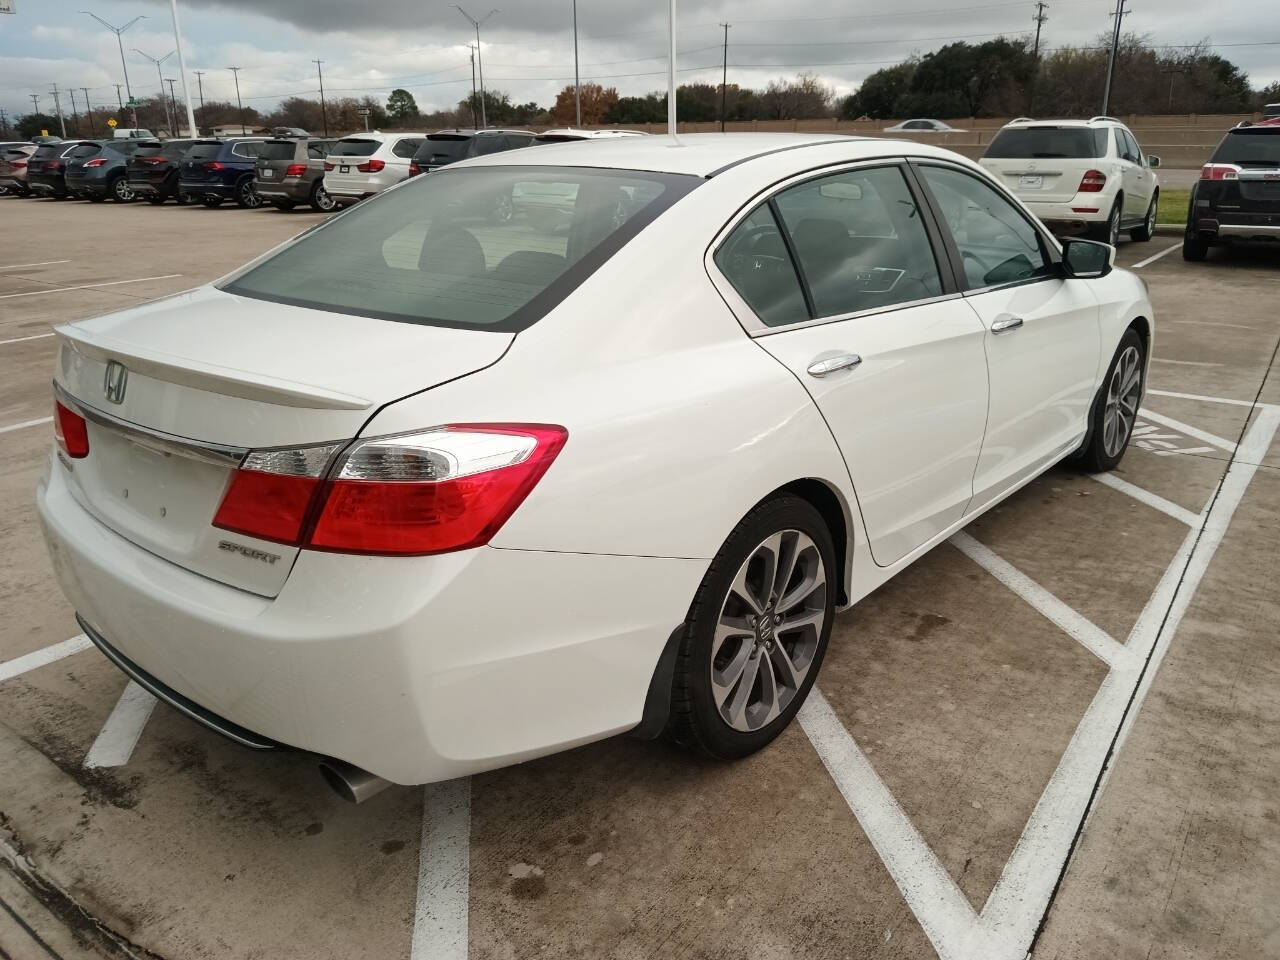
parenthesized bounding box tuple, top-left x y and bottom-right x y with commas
(454, 5, 497, 129)
(135, 49, 175, 134)
(667, 0, 678, 141)
(166, 0, 198, 137)
(313, 59, 328, 136)
(228, 66, 245, 134)
(1101, 0, 1128, 116)
(572, 0, 581, 127)
(81, 12, 145, 112)
(719, 22, 730, 132)
(468, 45, 478, 128)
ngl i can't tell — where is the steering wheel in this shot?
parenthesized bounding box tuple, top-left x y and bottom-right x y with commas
(725, 224, 793, 276)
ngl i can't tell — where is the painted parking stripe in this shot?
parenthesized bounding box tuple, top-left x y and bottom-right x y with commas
(1150, 357, 1221, 367)
(0, 274, 182, 301)
(411, 777, 471, 960)
(0, 331, 55, 346)
(1147, 388, 1277, 410)
(1138, 407, 1237, 453)
(0, 635, 92, 683)
(0, 259, 71, 271)
(1165, 320, 1256, 330)
(1089, 472, 1202, 527)
(951, 533, 1130, 668)
(83, 682, 158, 769)
(1130, 242, 1180, 270)
(0, 416, 52, 435)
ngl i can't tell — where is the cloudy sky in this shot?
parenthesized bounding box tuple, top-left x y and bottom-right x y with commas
(1, 0, 1276, 121)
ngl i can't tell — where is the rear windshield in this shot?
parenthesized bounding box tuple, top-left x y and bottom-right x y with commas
(985, 127, 1108, 159)
(222, 166, 697, 332)
(330, 139, 380, 157)
(161, 140, 193, 159)
(534, 134, 587, 143)
(259, 140, 298, 161)
(187, 142, 223, 160)
(1265, 105, 1280, 119)
(1211, 130, 1280, 166)
(132, 142, 164, 157)
(32, 144, 65, 159)
(68, 143, 102, 159)
(417, 136, 470, 163)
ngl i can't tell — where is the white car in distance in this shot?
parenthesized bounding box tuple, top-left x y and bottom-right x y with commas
(323, 131, 426, 205)
(883, 119, 966, 133)
(39, 134, 1153, 802)
(979, 117, 1162, 245)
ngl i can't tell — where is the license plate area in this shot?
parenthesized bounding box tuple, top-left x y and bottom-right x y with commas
(340, 164, 350, 173)
(1019, 175, 1044, 190)
(261, 169, 274, 178)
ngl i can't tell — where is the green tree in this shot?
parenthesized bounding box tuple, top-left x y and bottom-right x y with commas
(841, 62, 917, 119)
(386, 88, 419, 125)
(16, 113, 59, 139)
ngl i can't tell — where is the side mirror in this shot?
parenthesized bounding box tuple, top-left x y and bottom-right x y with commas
(1148, 155, 1161, 168)
(1061, 238, 1114, 279)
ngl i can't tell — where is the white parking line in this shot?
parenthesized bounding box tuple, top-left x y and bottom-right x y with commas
(1130, 242, 1180, 270)
(951, 533, 1130, 668)
(1088, 472, 1202, 527)
(0, 259, 71, 271)
(411, 778, 472, 960)
(1166, 320, 1256, 330)
(1139, 407, 1237, 453)
(1148, 388, 1277, 410)
(0, 416, 52, 435)
(0, 274, 182, 301)
(1150, 357, 1221, 367)
(83, 682, 158, 769)
(0, 635, 92, 683)
(0, 331, 55, 346)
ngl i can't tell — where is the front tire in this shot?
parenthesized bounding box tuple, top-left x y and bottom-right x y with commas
(669, 495, 836, 760)
(1079, 328, 1145, 473)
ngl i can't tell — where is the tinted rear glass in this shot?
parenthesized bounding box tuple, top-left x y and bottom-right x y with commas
(418, 136, 470, 162)
(222, 166, 697, 332)
(331, 139, 380, 157)
(259, 141, 298, 161)
(535, 134, 586, 143)
(161, 140, 193, 159)
(985, 128, 1108, 159)
(187, 142, 223, 160)
(32, 144, 64, 159)
(1211, 130, 1280, 165)
(133, 143, 164, 157)
(68, 143, 101, 159)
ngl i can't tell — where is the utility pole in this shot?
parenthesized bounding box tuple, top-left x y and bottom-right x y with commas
(1101, 0, 1128, 116)
(468, 45, 478, 128)
(68, 87, 81, 135)
(454, 6, 497, 129)
(135, 49, 175, 135)
(82, 12, 145, 113)
(82, 87, 93, 136)
(0, 109, 8, 139)
(1028, 2, 1047, 114)
(29, 93, 40, 125)
(193, 70, 206, 133)
(667, 0, 677, 141)
(572, 0, 581, 127)
(228, 66, 245, 134)
(167, 0, 197, 137)
(719, 22, 730, 132)
(166, 78, 179, 134)
(313, 60, 328, 136)
(50, 84, 67, 137)
(113, 83, 124, 110)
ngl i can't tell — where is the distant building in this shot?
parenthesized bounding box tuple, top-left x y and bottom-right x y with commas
(210, 124, 266, 137)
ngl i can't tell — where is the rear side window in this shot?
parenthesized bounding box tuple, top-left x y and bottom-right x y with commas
(108, 141, 142, 156)
(392, 138, 423, 158)
(259, 141, 298, 161)
(223, 166, 696, 332)
(187, 142, 223, 161)
(68, 144, 101, 159)
(918, 165, 1053, 290)
(1211, 130, 1280, 165)
(306, 142, 332, 159)
(715, 205, 810, 328)
(331, 139, 380, 157)
(232, 142, 261, 158)
(986, 127, 1108, 159)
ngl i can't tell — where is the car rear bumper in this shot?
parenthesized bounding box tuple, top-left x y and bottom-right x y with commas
(27, 175, 67, 195)
(179, 180, 236, 199)
(254, 178, 310, 201)
(1021, 198, 1110, 234)
(66, 178, 110, 197)
(37, 457, 703, 785)
(1194, 216, 1280, 242)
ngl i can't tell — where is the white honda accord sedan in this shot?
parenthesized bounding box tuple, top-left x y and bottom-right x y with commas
(38, 134, 1152, 800)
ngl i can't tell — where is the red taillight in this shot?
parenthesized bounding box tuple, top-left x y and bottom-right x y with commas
(285, 163, 307, 178)
(14, 159, 28, 168)
(48, 160, 64, 172)
(140, 156, 164, 165)
(1201, 163, 1241, 181)
(206, 161, 225, 171)
(211, 425, 567, 555)
(84, 157, 107, 168)
(356, 158, 385, 173)
(323, 161, 335, 171)
(54, 400, 89, 458)
(408, 160, 421, 177)
(1078, 169, 1107, 193)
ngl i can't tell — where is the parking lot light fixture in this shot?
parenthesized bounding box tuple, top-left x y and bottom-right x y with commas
(82, 11, 146, 108)
(454, 5, 498, 128)
(134, 49, 175, 135)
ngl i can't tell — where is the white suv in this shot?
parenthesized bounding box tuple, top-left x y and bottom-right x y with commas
(323, 132, 426, 205)
(979, 117, 1161, 244)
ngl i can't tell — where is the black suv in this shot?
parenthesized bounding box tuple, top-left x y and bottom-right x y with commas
(407, 129, 535, 176)
(178, 138, 268, 208)
(127, 138, 196, 204)
(26, 140, 84, 198)
(1184, 121, 1280, 260)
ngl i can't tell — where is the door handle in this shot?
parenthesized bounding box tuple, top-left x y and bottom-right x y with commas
(991, 316, 1024, 334)
(806, 354, 862, 377)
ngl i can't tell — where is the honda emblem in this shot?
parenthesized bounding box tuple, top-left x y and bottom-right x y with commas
(103, 361, 128, 404)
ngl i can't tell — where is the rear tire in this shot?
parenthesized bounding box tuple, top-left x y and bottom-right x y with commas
(109, 176, 134, 203)
(1182, 233, 1209, 261)
(235, 178, 262, 209)
(1130, 192, 1157, 242)
(310, 181, 336, 212)
(1092, 198, 1122, 245)
(1079, 328, 1145, 473)
(669, 495, 836, 760)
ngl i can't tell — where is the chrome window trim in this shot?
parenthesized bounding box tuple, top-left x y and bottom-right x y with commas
(705, 156, 960, 337)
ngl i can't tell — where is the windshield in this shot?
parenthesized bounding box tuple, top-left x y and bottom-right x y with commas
(223, 166, 697, 331)
(259, 141, 298, 161)
(1211, 130, 1280, 166)
(986, 127, 1108, 159)
(330, 139, 380, 157)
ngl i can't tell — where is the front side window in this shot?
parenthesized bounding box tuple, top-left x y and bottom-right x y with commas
(714, 205, 809, 328)
(773, 166, 944, 317)
(1122, 130, 1143, 164)
(223, 166, 695, 331)
(917, 165, 1054, 290)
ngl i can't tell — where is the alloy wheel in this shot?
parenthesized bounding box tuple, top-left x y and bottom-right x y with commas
(313, 184, 336, 212)
(711, 529, 827, 732)
(1146, 198, 1157, 237)
(113, 178, 135, 202)
(1108, 204, 1121, 246)
(1103, 345, 1142, 458)
(240, 180, 262, 208)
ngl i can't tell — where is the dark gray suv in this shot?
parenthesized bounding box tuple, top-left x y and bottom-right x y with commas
(255, 137, 338, 211)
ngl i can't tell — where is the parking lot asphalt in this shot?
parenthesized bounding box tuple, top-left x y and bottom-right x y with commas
(1, 198, 1278, 960)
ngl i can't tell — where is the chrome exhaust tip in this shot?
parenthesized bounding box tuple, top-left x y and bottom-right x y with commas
(318, 758, 393, 804)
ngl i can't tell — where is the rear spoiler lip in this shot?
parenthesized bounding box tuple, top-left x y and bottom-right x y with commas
(54, 325, 374, 411)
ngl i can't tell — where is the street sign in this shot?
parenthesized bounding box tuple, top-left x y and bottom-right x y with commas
(357, 107, 371, 116)
(107, 117, 118, 128)
(0, 1, 16, 15)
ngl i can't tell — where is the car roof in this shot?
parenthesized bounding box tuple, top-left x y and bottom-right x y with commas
(453, 132, 971, 177)
(1001, 117, 1122, 129)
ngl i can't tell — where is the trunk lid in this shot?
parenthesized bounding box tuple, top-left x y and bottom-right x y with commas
(980, 125, 1110, 203)
(256, 140, 301, 183)
(53, 285, 513, 597)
